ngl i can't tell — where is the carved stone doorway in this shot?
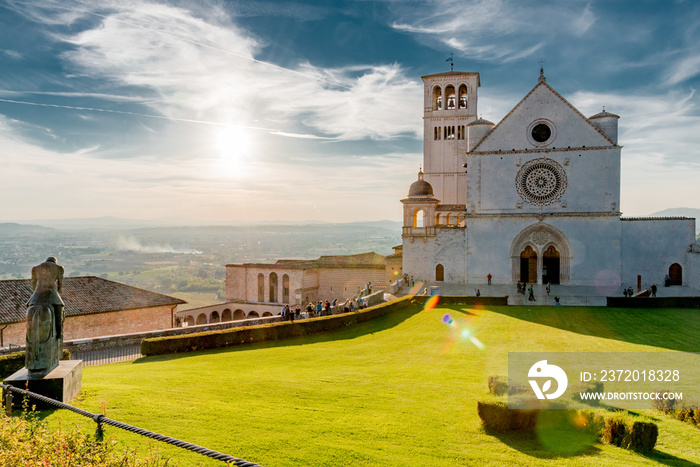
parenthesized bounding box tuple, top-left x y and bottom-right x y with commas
(543, 245, 560, 284)
(520, 246, 537, 283)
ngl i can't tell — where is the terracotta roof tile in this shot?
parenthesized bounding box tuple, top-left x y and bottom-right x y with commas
(0, 276, 186, 325)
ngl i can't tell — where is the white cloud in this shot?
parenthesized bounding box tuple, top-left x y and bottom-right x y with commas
(389, 0, 598, 62)
(36, 0, 422, 141)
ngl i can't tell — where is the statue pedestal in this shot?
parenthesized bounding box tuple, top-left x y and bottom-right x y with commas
(3, 360, 82, 408)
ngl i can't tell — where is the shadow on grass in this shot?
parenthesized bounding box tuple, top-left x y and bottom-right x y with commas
(131, 305, 422, 364)
(487, 428, 700, 466)
(486, 306, 700, 352)
(483, 428, 602, 460)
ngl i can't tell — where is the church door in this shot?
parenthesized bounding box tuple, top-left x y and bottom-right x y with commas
(543, 246, 560, 284)
(436, 264, 444, 282)
(669, 263, 682, 286)
(520, 246, 537, 283)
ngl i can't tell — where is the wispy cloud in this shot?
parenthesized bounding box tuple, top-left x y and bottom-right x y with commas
(389, 0, 599, 62)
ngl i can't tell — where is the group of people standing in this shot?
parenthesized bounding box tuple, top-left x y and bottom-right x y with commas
(280, 296, 369, 321)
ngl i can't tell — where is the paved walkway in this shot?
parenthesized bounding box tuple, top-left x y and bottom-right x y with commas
(391, 282, 700, 307)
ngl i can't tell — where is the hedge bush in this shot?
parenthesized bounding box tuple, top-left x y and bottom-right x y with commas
(476, 401, 539, 432)
(486, 375, 526, 396)
(0, 349, 71, 379)
(0, 410, 173, 467)
(652, 391, 700, 429)
(141, 296, 418, 356)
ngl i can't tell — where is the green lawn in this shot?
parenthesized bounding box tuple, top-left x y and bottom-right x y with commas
(45, 305, 700, 466)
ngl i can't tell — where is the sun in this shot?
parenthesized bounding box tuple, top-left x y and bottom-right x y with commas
(214, 125, 254, 175)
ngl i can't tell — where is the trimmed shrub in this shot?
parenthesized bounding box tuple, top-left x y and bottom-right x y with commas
(627, 421, 658, 452)
(477, 401, 539, 432)
(487, 375, 509, 396)
(486, 375, 527, 396)
(571, 381, 604, 406)
(0, 349, 71, 379)
(142, 296, 417, 356)
(601, 417, 627, 447)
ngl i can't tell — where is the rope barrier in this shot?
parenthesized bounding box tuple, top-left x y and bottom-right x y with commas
(1, 383, 263, 467)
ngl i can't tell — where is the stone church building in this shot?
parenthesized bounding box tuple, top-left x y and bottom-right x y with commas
(402, 69, 700, 288)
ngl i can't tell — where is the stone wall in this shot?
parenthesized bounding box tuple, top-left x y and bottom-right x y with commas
(0, 304, 175, 348)
(621, 218, 696, 288)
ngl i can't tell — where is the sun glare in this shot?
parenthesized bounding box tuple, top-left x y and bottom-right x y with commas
(215, 125, 254, 176)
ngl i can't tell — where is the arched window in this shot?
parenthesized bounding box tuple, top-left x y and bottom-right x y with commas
(234, 309, 246, 320)
(257, 273, 264, 302)
(436, 213, 441, 226)
(269, 272, 278, 302)
(444, 213, 451, 226)
(210, 311, 220, 323)
(458, 84, 468, 109)
(196, 313, 207, 325)
(413, 210, 425, 228)
(185, 316, 195, 326)
(433, 86, 442, 110)
(222, 309, 232, 321)
(446, 85, 456, 109)
(248, 311, 260, 318)
(436, 264, 444, 282)
(262, 312, 273, 317)
(283, 274, 290, 303)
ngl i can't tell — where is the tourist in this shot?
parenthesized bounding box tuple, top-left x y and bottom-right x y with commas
(554, 296, 561, 306)
(316, 301, 323, 316)
(665, 275, 671, 287)
(307, 302, 314, 318)
(623, 288, 628, 298)
(474, 289, 478, 297)
(487, 273, 492, 285)
(332, 298, 338, 314)
(295, 304, 301, 320)
(546, 283, 551, 296)
(344, 300, 350, 313)
(281, 305, 286, 319)
(324, 300, 330, 315)
(651, 284, 658, 297)
(528, 285, 535, 301)
(476, 289, 481, 297)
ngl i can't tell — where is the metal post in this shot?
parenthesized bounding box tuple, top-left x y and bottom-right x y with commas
(4, 390, 13, 415)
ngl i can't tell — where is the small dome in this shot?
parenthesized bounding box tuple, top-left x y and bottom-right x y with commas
(589, 110, 620, 119)
(467, 117, 494, 126)
(408, 170, 434, 198)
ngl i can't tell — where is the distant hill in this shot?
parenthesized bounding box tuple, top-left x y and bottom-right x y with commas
(0, 223, 55, 236)
(649, 208, 700, 219)
(648, 208, 700, 233)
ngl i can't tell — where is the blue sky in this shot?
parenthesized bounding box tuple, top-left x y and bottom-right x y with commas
(1, 0, 700, 224)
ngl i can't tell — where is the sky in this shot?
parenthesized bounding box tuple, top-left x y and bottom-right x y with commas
(1, 0, 700, 224)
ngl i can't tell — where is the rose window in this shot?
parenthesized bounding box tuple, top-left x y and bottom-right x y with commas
(516, 158, 567, 206)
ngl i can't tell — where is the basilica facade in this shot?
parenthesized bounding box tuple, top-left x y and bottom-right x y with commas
(401, 69, 699, 288)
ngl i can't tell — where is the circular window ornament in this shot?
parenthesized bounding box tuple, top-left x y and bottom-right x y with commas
(516, 158, 567, 206)
(527, 119, 556, 147)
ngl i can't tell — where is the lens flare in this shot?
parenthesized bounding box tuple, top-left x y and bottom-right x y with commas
(407, 281, 425, 297)
(440, 312, 485, 351)
(424, 295, 440, 311)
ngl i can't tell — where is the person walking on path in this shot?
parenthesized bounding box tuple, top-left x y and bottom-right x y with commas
(487, 273, 492, 285)
(528, 285, 536, 301)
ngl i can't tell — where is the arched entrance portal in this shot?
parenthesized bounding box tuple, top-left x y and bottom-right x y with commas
(436, 264, 444, 282)
(511, 224, 572, 285)
(669, 263, 682, 286)
(520, 246, 537, 283)
(543, 246, 560, 284)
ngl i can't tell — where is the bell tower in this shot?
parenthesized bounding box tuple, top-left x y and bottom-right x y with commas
(422, 71, 480, 205)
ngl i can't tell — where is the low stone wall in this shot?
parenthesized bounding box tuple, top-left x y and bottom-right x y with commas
(607, 296, 700, 308)
(410, 295, 509, 306)
(0, 315, 283, 356)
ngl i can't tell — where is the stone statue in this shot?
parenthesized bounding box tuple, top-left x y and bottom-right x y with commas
(25, 256, 64, 375)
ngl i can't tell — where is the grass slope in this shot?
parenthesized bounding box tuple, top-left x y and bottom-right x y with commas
(45, 305, 700, 466)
